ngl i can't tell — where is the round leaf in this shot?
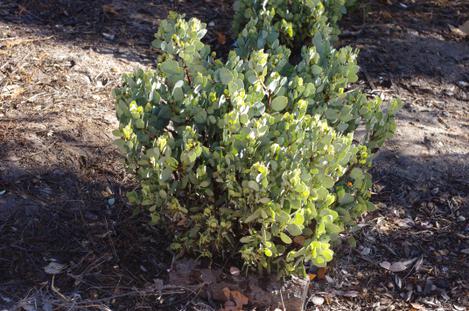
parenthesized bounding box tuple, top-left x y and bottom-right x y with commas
(219, 68, 234, 85)
(280, 232, 292, 244)
(271, 96, 288, 112)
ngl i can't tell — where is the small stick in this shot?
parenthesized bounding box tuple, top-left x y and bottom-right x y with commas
(280, 289, 286, 311)
(361, 68, 376, 90)
(51, 275, 69, 301)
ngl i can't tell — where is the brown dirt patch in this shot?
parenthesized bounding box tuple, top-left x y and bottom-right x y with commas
(0, 0, 467, 310)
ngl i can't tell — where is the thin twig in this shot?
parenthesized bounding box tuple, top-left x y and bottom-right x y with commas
(361, 68, 376, 90)
(51, 275, 70, 302)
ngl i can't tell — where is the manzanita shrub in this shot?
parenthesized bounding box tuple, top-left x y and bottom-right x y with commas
(113, 2, 400, 276)
(233, 0, 355, 50)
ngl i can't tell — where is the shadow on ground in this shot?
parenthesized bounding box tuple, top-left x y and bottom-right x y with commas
(0, 165, 172, 310)
(0, 0, 233, 65)
(309, 151, 469, 309)
(340, 0, 469, 91)
(1, 150, 467, 309)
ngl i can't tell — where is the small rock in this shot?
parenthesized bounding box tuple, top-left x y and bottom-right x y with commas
(311, 296, 324, 306)
(457, 81, 468, 88)
(208, 21, 215, 27)
(457, 216, 466, 222)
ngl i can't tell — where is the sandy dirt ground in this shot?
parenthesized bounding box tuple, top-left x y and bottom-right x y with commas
(0, 0, 467, 310)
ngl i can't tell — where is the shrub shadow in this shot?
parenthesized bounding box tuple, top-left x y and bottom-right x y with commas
(0, 0, 233, 65)
(0, 164, 171, 309)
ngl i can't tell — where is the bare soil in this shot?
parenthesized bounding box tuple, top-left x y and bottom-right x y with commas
(0, 0, 467, 310)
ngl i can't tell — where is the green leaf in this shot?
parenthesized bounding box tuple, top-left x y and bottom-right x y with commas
(126, 191, 139, 204)
(172, 80, 184, 102)
(293, 213, 304, 226)
(264, 248, 273, 257)
(247, 180, 259, 191)
(245, 210, 260, 223)
(219, 68, 233, 85)
(115, 8, 400, 278)
(160, 59, 184, 85)
(271, 96, 288, 112)
(286, 224, 302, 236)
(199, 180, 210, 188)
(240, 236, 253, 243)
(280, 232, 292, 244)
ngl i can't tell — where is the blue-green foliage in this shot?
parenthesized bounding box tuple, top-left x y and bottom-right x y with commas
(113, 2, 399, 276)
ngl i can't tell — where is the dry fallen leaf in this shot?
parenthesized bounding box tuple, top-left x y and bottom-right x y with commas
(216, 32, 227, 45)
(44, 262, 66, 275)
(459, 20, 469, 36)
(102, 4, 119, 16)
(311, 296, 325, 306)
(379, 261, 391, 270)
(293, 235, 305, 246)
(380, 258, 416, 272)
(231, 290, 249, 308)
(381, 11, 393, 20)
(317, 267, 328, 279)
(453, 304, 466, 311)
(413, 256, 424, 271)
(308, 273, 317, 281)
(410, 302, 425, 310)
(222, 287, 231, 300)
(230, 266, 240, 276)
(221, 287, 248, 310)
(389, 261, 408, 272)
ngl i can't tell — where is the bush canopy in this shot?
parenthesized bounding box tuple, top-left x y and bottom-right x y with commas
(113, 0, 400, 276)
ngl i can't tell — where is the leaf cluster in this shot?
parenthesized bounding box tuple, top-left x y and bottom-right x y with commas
(233, 0, 356, 50)
(113, 3, 400, 276)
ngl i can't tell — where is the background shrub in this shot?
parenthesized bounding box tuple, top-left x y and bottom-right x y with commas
(114, 2, 399, 276)
(233, 0, 355, 51)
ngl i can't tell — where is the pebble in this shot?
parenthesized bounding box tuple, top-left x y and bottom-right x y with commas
(107, 197, 116, 206)
(312, 296, 324, 306)
(457, 81, 468, 88)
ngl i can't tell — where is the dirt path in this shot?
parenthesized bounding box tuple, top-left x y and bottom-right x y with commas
(0, 0, 467, 310)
